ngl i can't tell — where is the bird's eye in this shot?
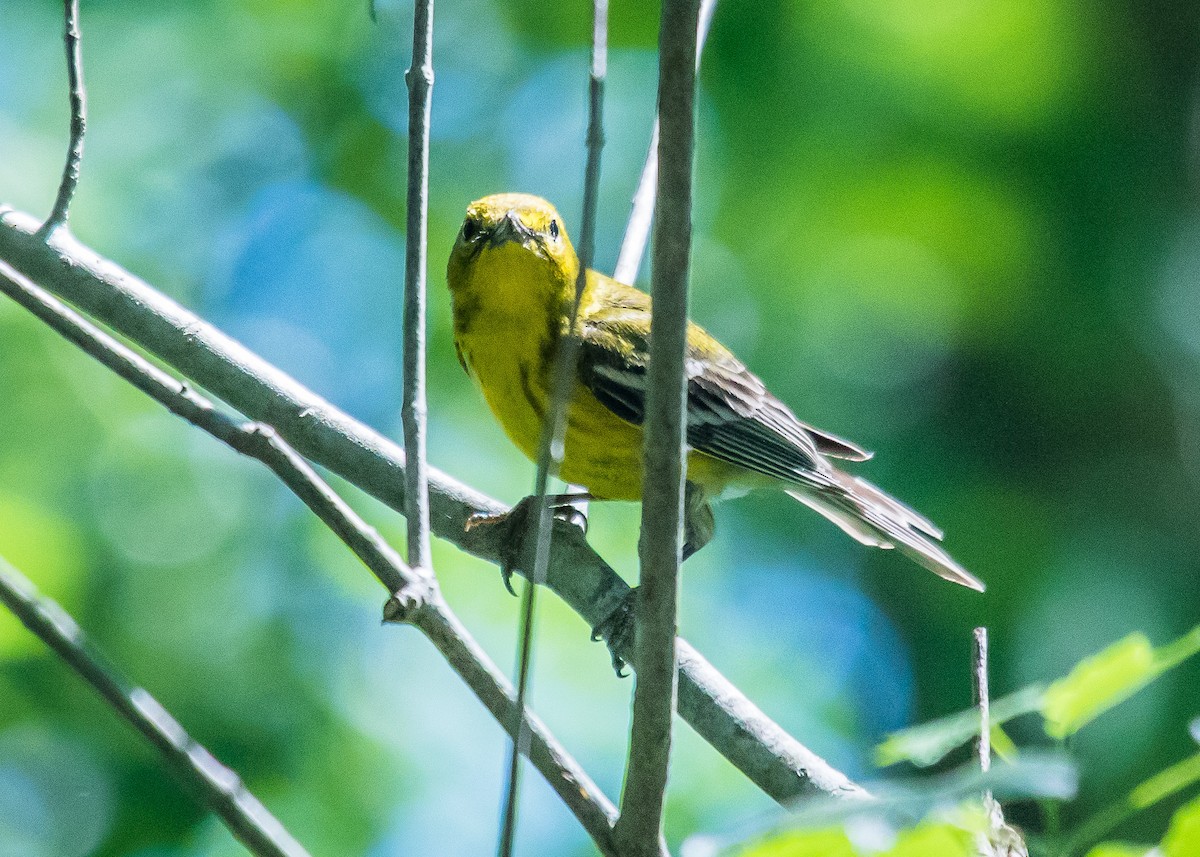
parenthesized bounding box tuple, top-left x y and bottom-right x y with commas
(549, 220, 560, 240)
(462, 218, 479, 242)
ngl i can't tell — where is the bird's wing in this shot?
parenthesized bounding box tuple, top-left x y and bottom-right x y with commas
(576, 279, 980, 590)
(577, 292, 871, 487)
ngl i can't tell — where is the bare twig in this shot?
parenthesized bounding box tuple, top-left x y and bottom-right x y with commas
(499, 2, 610, 852)
(417, 602, 620, 855)
(974, 627, 991, 776)
(973, 627, 1029, 857)
(612, 0, 716, 285)
(579, 0, 608, 271)
(39, 0, 86, 238)
(615, 1, 700, 853)
(0, 208, 863, 803)
(0, 555, 310, 857)
(401, 0, 434, 573)
(0, 261, 621, 854)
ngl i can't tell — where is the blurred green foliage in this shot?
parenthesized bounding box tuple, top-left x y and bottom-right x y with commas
(2, 0, 1200, 854)
(876, 624, 1200, 770)
(729, 818, 977, 857)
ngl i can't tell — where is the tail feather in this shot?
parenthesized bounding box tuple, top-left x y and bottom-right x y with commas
(788, 490, 894, 549)
(786, 471, 984, 592)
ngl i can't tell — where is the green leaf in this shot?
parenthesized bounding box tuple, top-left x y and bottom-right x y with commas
(729, 820, 975, 857)
(1084, 845, 1152, 857)
(790, 755, 1075, 832)
(731, 827, 855, 857)
(1130, 752, 1200, 809)
(722, 758, 1070, 857)
(875, 685, 1045, 767)
(1163, 795, 1200, 857)
(1042, 626, 1200, 739)
(990, 724, 1018, 762)
(886, 820, 975, 857)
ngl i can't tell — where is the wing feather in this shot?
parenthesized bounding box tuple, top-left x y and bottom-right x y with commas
(574, 277, 980, 591)
(578, 308, 865, 483)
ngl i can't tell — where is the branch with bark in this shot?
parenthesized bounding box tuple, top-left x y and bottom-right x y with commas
(616, 2, 700, 852)
(614, 0, 718, 286)
(0, 208, 864, 805)
(39, 0, 85, 237)
(401, 0, 434, 574)
(0, 2, 872, 853)
(0, 261, 622, 855)
(0, 555, 311, 857)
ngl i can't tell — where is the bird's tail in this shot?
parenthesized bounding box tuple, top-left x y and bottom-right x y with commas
(786, 470, 984, 592)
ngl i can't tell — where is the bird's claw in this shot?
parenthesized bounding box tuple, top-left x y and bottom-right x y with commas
(465, 493, 589, 597)
(591, 587, 638, 677)
(500, 565, 518, 597)
(466, 498, 536, 596)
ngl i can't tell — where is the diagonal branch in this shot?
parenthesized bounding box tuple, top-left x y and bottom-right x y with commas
(615, 1, 700, 852)
(0, 261, 621, 855)
(0, 207, 864, 804)
(0, 555, 311, 857)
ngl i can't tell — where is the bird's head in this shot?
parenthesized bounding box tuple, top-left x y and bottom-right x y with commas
(447, 194, 580, 302)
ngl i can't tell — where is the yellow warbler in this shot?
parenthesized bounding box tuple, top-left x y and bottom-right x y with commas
(446, 193, 983, 591)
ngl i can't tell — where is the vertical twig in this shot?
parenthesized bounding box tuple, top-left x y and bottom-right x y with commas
(401, 0, 435, 573)
(0, 557, 310, 857)
(565, 0, 609, 531)
(498, 4, 609, 854)
(579, 0, 608, 267)
(612, 0, 716, 286)
(974, 627, 991, 777)
(39, 0, 87, 238)
(615, 1, 701, 853)
(974, 626, 1020, 857)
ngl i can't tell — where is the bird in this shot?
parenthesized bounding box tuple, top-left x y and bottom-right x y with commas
(446, 192, 983, 593)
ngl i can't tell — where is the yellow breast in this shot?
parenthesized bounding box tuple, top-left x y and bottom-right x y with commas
(448, 242, 750, 502)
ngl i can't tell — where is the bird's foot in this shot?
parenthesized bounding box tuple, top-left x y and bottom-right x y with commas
(591, 586, 638, 677)
(465, 492, 591, 595)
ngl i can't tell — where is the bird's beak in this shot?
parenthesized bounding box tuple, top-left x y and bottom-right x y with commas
(487, 210, 534, 249)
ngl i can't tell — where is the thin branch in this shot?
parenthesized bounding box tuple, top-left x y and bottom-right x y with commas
(39, 0, 86, 238)
(0, 555, 311, 857)
(401, 0, 434, 573)
(415, 602, 620, 856)
(615, 2, 700, 853)
(499, 2, 610, 852)
(579, 0, 608, 270)
(972, 627, 1028, 857)
(0, 261, 621, 855)
(974, 627, 991, 776)
(0, 262, 414, 598)
(0, 207, 864, 804)
(612, 0, 716, 285)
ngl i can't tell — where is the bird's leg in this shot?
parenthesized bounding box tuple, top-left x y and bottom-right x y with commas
(593, 483, 715, 676)
(465, 491, 593, 595)
(683, 481, 715, 560)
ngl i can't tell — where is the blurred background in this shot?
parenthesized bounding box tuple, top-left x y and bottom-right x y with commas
(2, 0, 1199, 854)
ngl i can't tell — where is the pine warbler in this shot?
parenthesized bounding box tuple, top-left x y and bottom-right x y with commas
(446, 193, 983, 591)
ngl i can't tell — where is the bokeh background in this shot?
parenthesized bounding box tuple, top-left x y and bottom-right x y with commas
(2, 0, 1199, 854)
